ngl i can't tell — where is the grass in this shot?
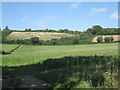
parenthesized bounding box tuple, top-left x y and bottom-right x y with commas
(2, 43, 119, 88)
(2, 43, 118, 66)
(2, 44, 19, 52)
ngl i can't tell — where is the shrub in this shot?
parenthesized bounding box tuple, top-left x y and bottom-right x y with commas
(109, 36, 114, 42)
(104, 37, 110, 43)
(91, 71, 105, 87)
(97, 36, 103, 43)
(30, 37, 39, 44)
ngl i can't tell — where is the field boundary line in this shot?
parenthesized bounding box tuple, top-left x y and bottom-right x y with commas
(2, 44, 22, 55)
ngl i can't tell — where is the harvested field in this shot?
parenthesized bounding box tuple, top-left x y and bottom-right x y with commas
(7, 32, 76, 40)
(92, 35, 120, 42)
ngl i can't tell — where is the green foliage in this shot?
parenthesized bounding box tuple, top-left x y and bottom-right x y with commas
(104, 36, 115, 43)
(91, 71, 105, 87)
(97, 36, 103, 43)
(104, 37, 110, 43)
(30, 37, 39, 45)
(85, 25, 119, 35)
(73, 81, 92, 88)
(91, 25, 102, 35)
(1, 25, 119, 45)
(3, 55, 118, 88)
(109, 36, 114, 42)
(25, 28, 32, 32)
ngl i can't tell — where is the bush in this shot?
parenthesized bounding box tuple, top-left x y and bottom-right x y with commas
(104, 37, 110, 43)
(91, 71, 105, 87)
(97, 36, 103, 43)
(109, 36, 114, 42)
(30, 37, 39, 44)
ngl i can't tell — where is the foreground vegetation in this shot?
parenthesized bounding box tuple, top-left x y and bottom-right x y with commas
(3, 55, 119, 88)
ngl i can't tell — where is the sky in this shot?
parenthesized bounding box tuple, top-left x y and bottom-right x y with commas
(2, 2, 118, 31)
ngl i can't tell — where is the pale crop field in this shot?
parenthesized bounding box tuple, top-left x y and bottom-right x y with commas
(2, 43, 118, 66)
(92, 35, 120, 42)
(6, 32, 76, 41)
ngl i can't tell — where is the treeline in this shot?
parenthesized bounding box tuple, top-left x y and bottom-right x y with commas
(86, 25, 119, 35)
(2, 34, 94, 45)
(1, 25, 119, 45)
(1, 25, 119, 37)
(1, 26, 82, 35)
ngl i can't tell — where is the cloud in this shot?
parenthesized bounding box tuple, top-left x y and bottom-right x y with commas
(110, 11, 119, 19)
(90, 8, 107, 15)
(36, 15, 57, 27)
(70, 3, 80, 9)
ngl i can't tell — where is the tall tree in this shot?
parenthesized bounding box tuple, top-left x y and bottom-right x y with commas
(91, 25, 102, 35)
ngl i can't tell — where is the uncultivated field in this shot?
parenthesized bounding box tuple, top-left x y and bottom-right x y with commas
(2, 43, 118, 66)
(6, 32, 76, 41)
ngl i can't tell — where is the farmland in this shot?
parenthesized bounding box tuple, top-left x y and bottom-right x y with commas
(2, 43, 119, 88)
(2, 44, 19, 52)
(2, 43, 118, 66)
(6, 32, 75, 41)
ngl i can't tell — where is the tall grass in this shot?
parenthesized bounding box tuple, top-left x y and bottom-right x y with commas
(3, 55, 119, 88)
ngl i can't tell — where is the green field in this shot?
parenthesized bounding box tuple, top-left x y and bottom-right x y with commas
(2, 43, 118, 66)
(2, 44, 19, 52)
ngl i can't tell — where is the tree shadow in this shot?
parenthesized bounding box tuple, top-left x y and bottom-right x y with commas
(2, 55, 118, 89)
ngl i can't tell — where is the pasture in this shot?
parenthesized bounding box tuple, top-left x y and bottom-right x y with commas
(2, 43, 118, 66)
(2, 43, 119, 88)
(2, 44, 19, 52)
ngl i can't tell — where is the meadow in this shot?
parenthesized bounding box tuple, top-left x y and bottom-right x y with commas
(2, 44, 19, 52)
(2, 43, 118, 66)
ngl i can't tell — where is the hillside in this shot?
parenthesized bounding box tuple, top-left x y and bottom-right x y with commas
(92, 35, 120, 42)
(6, 32, 76, 41)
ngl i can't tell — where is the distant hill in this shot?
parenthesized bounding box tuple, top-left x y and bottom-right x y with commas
(93, 35, 120, 42)
(6, 32, 76, 41)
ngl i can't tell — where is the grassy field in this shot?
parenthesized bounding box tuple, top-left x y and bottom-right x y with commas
(2, 43, 119, 88)
(2, 43, 118, 66)
(2, 44, 19, 52)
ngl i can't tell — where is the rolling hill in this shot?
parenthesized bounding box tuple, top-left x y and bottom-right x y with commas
(6, 32, 76, 41)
